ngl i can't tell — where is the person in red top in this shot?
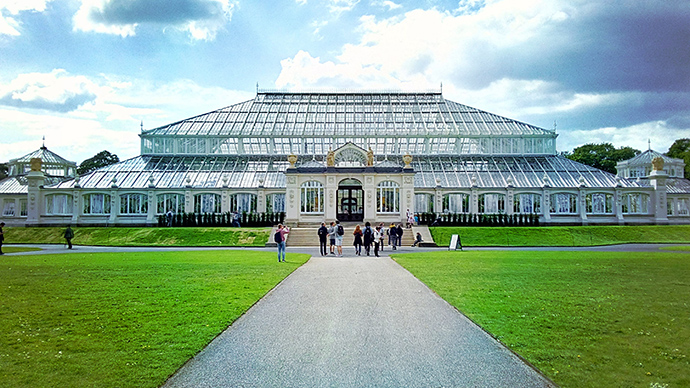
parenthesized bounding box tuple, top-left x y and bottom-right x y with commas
(275, 224, 290, 262)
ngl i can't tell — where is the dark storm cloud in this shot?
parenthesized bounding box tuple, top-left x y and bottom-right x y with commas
(87, 0, 227, 25)
(0, 91, 97, 112)
(453, 1, 690, 94)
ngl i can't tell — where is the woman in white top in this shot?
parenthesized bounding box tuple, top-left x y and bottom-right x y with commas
(373, 227, 381, 257)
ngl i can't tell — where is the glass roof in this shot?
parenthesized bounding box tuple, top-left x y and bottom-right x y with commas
(48, 154, 648, 190)
(9, 146, 76, 167)
(142, 91, 555, 139)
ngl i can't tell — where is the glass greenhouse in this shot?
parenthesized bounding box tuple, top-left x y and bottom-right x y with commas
(1, 90, 688, 226)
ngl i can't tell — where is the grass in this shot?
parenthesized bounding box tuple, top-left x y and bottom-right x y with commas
(3, 227, 271, 246)
(659, 245, 690, 251)
(1, 247, 42, 254)
(0, 250, 310, 388)
(430, 225, 690, 246)
(393, 250, 690, 388)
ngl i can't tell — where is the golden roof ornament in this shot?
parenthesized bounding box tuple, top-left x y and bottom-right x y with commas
(288, 154, 298, 168)
(402, 153, 413, 168)
(30, 157, 42, 172)
(326, 148, 335, 167)
(652, 156, 664, 171)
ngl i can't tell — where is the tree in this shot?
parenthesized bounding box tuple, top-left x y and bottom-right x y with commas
(666, 138, 690, 178)
(565, 143, 640, 174)
(0, 163, 8, 180)
(77, 151, 120, 175)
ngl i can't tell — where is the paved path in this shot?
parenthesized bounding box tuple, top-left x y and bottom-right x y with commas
(162, 252, 555, 388)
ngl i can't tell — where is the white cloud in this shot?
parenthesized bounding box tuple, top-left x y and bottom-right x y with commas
(328, 0, 359, 15)
(557, 121, 687, 154)
(72, 0, 235, 40)
(0, 0, 53, 36)
(0, 70, 252, 162)
(372, 0, 402, 11)
(0, 69, 98, 112)
(295, 0, 308, 5)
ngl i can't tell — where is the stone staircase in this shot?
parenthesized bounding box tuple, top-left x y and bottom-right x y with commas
(267, 225, 425, 247)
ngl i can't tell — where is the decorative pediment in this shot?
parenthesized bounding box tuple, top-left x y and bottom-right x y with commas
(332, 142, 370, 167)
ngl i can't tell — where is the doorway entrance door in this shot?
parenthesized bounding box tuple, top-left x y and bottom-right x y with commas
(337, 179, 363, 222)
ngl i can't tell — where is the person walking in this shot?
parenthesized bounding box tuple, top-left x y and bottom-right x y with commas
(373, 226, 381, 257)
(64, 225, 74, 249)
(166, 210, 173, 227)
(362, 222, 373, 256)
(335, 220, 344, 256)
(328, 221, 337, 255)
(352, 225, 363, 256)
(388, 223, 397, 250)
(275, 224, 290, 262)
(397, 224, 404, 247)
(317, 222, 329, 256)
(0, 222, 5, 255)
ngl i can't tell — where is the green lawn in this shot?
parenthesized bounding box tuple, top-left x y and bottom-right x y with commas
(659, 245, 690, 251)
(0, 250, 310, 388)
(3, 227, 271, 246)
(393, 251, 690, 388)
(1, 247, 42, 254)
(431, 225, 690, 246)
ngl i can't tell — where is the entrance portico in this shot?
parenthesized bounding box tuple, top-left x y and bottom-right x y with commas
(284, 143, 415, 226)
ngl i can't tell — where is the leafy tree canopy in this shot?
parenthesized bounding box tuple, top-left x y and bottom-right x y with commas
(0, 163, 8, 180)
(565, 143, 640, 174)
(77, 150, 119, 175)
(666, 138, 690, 178)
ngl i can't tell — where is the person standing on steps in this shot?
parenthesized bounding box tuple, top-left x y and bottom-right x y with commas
(373, 225, 381, 257)
(397, 224, 404, 247)
(362, 222, 373, 256)
(352, 225, 363, 256)
(335, 220, 344, 256)
(64, 225, 74, 249)
(317, 222, 329, 256)
(275, 224, 290, 262)
(328, 221, 337, 255)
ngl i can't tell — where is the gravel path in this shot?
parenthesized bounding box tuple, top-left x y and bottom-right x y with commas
(161, 253, 555, 388)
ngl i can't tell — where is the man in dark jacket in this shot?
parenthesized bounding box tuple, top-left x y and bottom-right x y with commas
(362, 222, 373, 256)
(64, 225, 74, 249)
(317, 222, 329, 256)
(389, 224, 397, 250)
(397, 224, 404, 247)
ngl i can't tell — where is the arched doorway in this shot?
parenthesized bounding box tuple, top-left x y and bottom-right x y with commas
(337, 178, 363, 222)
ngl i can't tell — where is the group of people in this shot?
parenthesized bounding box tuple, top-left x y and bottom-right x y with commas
(317, 221, 422, 257)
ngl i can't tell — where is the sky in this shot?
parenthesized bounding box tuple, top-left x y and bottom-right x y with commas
(1, 0, 689, 165)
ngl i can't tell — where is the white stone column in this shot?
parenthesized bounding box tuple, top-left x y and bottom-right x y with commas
(363, 174, 376, 224)
(26, 170, 45, 226)
(326, 175, 338, 221)
(649, 170, 669, 224)
(285, 175, 299, 226)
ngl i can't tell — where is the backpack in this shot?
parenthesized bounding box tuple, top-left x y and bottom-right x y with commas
(274, 231, 283, 243)
(337, 225, 344, 236)
(363, 227, 372, 241)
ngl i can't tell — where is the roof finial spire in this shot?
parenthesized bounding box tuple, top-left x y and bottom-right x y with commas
(440, 82, 443, 94)
(256, 82, 259, 94)
(42, 136, 45, 149)
(140, 120, 143, 133)
(553, 120, 557, 132)
(648, 138, 651, 151)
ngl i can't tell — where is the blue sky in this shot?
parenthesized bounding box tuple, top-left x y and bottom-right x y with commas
(1, 0, 689, 164)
